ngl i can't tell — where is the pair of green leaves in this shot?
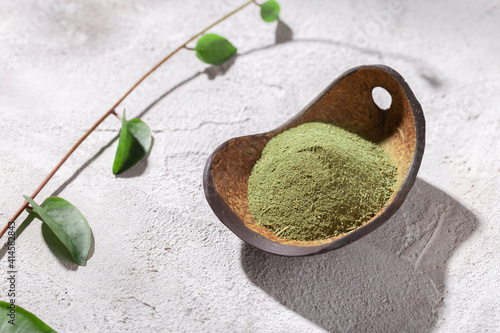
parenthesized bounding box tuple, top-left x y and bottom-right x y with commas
(26, 0, 281, 264)
(23, 111, 153, 266)
(13, 0, 281, 327)
(9, 1, 281, 329)
(110, 9, 281, 199)
(22, 0, 281, 264)
(0, 302, 56, 332)
(14, 110, 152, 328)
(194, 0, 280, 65)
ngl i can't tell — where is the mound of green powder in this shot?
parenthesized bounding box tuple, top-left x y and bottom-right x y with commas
(248, 122, 397, 241)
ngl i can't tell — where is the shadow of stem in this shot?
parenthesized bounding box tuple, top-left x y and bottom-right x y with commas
(0, 47, 235, 261)
(0, 213, 95, 270)
(46, 20, 286, 189)
(41, 18, 440, 204)
(240, 178, 478, 332)
(241, 20, 443, 89)
(0, 214, 36, 260)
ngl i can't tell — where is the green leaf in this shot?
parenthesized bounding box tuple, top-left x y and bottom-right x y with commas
(194, 34, 237, 65)
(24, 196, 91, 266)
(113, 111, 152, 175)
(0, 302, 56, 332)
(260, 0, 280, 22)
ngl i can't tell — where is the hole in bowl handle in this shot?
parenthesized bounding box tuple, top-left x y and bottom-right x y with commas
(372, 86, 392, 111)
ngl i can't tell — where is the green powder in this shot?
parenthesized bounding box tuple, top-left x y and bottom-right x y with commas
(248, 122, 397, 241)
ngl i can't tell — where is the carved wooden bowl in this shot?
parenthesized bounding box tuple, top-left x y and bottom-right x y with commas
(203, 65, 425, 256)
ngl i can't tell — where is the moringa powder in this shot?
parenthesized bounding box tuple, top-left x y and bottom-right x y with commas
(248, 122, 397, 241)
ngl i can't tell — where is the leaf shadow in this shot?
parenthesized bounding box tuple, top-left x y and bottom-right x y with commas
(203, 54, 238, 80)
(136, 61, 236, 120)
(49, 56, 235, 189)
(0, 212, 95, 270)
(240, 179, 478, 332)
(275, 19, 294, 44)
(239, 20, 443, 89)
(1, 19, 275, 259)
(46, 56, 236, 190)
(41, 222, 95, 271)
(44, 19, 292, 193)
(115, 137, 154, 178)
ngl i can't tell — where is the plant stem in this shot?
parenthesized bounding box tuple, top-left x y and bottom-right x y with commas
(0, 0, 255, 240)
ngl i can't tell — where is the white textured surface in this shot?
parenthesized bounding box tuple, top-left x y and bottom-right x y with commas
(1, 0, 499, 332)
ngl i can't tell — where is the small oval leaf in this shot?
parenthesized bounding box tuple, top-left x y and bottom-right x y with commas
(24, 196, 91, 266)
(113, 111, 153, 175)
(260, 0, 280, 22)
(0, 302, 56, 332)
(194, 34, 237, 65)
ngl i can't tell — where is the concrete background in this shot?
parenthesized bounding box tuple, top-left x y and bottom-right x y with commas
(1, 0, 499, 332)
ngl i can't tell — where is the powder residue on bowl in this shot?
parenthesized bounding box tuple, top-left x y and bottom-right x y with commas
(247, 122, 397, 241)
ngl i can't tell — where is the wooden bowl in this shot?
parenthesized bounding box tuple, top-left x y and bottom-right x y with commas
(203, 65, 425, 256)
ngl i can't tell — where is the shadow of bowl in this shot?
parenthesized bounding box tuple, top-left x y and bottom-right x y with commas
(203, 65, 425, 256)
(240, 179, 479, 332)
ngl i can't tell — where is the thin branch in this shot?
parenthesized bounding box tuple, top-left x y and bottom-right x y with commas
(0, 0, 255, 240)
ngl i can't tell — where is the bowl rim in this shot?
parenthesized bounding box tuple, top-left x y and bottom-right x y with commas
(203, 64, 425, 256)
